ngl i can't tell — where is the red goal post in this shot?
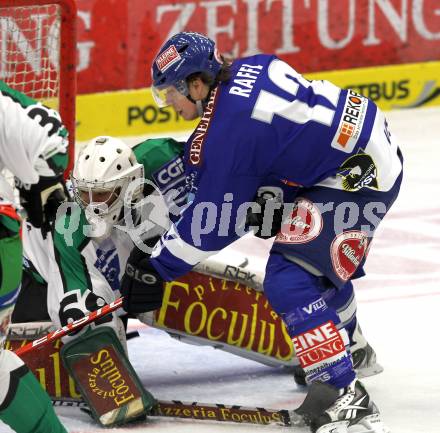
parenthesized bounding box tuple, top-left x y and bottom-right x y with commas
(0, 0, 77, 176)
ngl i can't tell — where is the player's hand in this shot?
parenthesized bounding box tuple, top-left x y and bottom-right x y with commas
(16, 175, 67, 237)
(246, 186, 284, 239)
(120, 246, 164, 314)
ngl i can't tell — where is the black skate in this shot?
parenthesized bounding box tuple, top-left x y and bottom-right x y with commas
(311, 379, 390, 433)
(289, 381, 340, 427)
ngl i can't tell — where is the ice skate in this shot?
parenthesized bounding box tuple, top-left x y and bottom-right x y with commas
(289, 381, 340, 427)
(311, 379, 390, 433)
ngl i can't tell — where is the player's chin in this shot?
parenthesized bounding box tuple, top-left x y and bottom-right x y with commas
(180, 110, 198, 121)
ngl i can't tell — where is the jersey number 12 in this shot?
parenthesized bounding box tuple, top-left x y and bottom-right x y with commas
(251, 59, 339, 127)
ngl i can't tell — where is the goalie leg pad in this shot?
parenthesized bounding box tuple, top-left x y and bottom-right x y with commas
(60, 326, 156, 427)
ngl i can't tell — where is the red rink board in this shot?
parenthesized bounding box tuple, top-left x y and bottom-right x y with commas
(69, 0, 440, 93)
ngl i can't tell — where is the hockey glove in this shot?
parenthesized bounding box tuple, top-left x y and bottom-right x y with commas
(245, 187, 284, 239)
(16, 175, 67, 236)
(120, 246, 164, 314)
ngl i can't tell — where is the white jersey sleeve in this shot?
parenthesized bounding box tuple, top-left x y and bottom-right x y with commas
(0, 81, 68, 184)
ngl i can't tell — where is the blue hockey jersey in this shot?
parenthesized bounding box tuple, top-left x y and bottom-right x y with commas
(150, 54, 402, 281)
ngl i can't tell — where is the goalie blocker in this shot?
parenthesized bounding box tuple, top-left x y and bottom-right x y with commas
(60, 326, 155, 427)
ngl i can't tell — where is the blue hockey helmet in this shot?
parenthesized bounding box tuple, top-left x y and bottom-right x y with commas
(151, 32, 223, 107)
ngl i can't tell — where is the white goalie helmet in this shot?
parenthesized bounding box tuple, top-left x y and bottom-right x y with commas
(71, 136, 144, 237)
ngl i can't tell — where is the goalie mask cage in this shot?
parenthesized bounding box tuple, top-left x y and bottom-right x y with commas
(0, 0, 77, 176)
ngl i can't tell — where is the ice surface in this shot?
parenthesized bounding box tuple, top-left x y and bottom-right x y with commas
(1, 106, 439, 433)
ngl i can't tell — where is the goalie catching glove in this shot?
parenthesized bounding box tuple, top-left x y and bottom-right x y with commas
(120, 243, 165, 314)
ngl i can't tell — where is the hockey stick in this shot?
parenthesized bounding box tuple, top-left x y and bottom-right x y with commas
(52, 397, 294, 427)
(14, 297, 124, 357)
(155, 400, 293, 426)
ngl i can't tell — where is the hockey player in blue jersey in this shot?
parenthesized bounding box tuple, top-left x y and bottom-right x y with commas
(120, 32, 403, 433)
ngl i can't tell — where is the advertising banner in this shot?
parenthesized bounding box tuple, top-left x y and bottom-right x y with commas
(76, 88, 198, 140)
(5, 337, 81, 400)
(3, 1, 438, 139)
(75, 60, 440, 140)
(306, 60, 440, 111)
(154, 272, 295, 363)
(72, 0, 440, 94)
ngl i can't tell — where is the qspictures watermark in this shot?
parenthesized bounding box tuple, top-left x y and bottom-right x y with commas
(56, 178, 387, 253)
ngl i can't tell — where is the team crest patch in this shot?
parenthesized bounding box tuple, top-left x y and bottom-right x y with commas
(331, 231, 369, 281)
(275, 198, 323, 244)
(156, 45, 181, 73)
(337, 150, 378, 191)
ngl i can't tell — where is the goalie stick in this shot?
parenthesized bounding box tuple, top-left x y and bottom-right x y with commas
(14, 297, 123, 357)
(52, 397, 295, 427)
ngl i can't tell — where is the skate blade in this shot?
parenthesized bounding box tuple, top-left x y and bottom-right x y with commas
(356, 363, 384, 379)
(316, 421, 350, 433)
(288, 410, 308, 427)
(316, 414, 390, 433)
(348, 413, 390, 433)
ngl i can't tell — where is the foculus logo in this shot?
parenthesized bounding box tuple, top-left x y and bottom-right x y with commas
(155, 274, 294, 361)
(88, 348, 136, 405)
(78, 344, 145, 422)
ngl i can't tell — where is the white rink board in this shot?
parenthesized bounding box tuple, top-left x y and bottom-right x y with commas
(2, 106, 439, 433)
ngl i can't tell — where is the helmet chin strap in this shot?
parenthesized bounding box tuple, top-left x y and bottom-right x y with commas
(196, 100, 204, 117)
(186, 94, 204, 117)
(186, 84, 217, 117)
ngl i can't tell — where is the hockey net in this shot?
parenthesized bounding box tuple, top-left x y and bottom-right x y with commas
(0, 0, 77, 176)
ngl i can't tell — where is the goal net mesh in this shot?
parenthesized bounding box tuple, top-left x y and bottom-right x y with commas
(0, 3, 61, 108)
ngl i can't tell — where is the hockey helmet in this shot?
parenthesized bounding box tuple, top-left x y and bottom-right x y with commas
(151, 32, 222, 107)
(71, 136, 144, 237)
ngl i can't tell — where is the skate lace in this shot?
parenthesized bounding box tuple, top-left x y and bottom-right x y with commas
(332, 391, 355, 412)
